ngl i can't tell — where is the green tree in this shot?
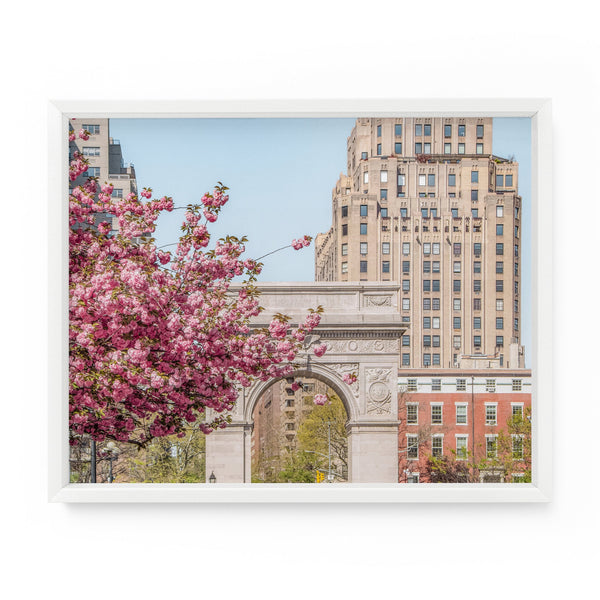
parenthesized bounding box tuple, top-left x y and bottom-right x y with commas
(296, 394, 348, 480)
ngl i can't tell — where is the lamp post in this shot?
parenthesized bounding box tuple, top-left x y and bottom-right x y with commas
(209, 471, 217, 483)
(103, 441, 120, 483)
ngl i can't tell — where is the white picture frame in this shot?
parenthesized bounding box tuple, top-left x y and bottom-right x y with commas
(48, 98, 552, 503)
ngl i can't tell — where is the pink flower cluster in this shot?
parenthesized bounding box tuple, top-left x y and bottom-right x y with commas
(68, 140, 322, 448)
(291, 235, 312, 250)
(313, 344, 327, 358)
(313, 394, 329, 406)
(342, 372, 357, 385)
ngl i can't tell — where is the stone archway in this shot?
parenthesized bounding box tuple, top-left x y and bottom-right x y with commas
(204, 282, 407, 484)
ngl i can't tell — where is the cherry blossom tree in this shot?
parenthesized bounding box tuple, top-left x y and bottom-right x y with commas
(69, 127, 324, 449)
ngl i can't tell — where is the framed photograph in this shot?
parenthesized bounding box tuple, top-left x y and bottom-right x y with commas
(48, 99, 552, 502)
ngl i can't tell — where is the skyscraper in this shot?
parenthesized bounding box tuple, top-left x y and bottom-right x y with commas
(315, 117, 524, 370)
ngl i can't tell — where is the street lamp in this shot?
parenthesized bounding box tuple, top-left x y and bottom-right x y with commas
(103, 441, 120, 483)
(209, 471, 217, 483)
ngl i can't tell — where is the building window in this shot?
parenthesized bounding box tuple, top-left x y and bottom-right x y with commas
(341, 262, 348, 274)
(496, 261, 503, 274)
(423, 280, 431, 292)
(448, 173, 456, 187)
(428, 174, 435, 186)
(453, 316, 461, 329)
(402, 279, 410, 291)
(496, 174, 504, 187)
(432, 280, 440, 292)
(496, 336, 504, 347)
(395, 124, 402, 137)
(111, 188, 123, 198)
(477, 124, 484, 138)
(486, 435, 498, 458)
(361, 152, 368, 160)
(407, 378, 417, 392)
(456, 436, 468, 460)
(377, 124, 382, 137)
(402, 261, 410, 274)
(380, 170, 388, 183)
(512, 379, 522, 392)
(451, 208, 458, 218)
(407, 435, 419, 459)
(423, 243, 431, 255)
(474, 280, 481, 293)
(496, 280, 504, 292)
(432, 435, 443, 457)
(476, 143, 484, 154)
(341, 243, 348, 256)
(360, 260, 367, 273)
(453, 280, 461, 292)
(512, 436, 524, 460)
(496, 299, 504, 311)
(444, 124, 452, 138)
(82, 147, 100, 156)
(471, 171, 479, 183)
(432, 335, 440, 347)
(453, 242, 461, 256)
(402, 353, 410, 366)
(473, 298, 481, 311)
(486, 379, 496, 393)
(342, 224, 348, 236)
(432, 298, 440, 311)
(402, 298, 410, 310)
(432, 261, 440, 273)
(380, 205, 388, 218)
(456, 404, 467, 424)
(444, 143, 451, 154)
(380, 189, 388, 200)
(395, 142, 402, 154)
(456, 378, 466, 391)
(514, 318, 519, 331)
(432, 317, 440, 329)
(474, 242, 481, 257)
(341, 205, 348, 217)
(377, 143, 382, 156)
(506, 174, 513, 187)
(431, 404, 443, 424)
(360, 204, 368, 216)
(474, 316, 481, 329)
(471, 189, 478, 202)
(496, 317, 504, 329)
(458, 124, 466, 137)
(453, 335, 461, 349)
(474, 335, 481, 347)
(473, 261, 481, 274)
(402, 335, 410, 347)
(485, 404, 497, 425)
(423, 354, 431, 366)
(432, 243, 439, 255)
(363, 171, 369, 184)
(423, 317, 431, 329)
(472, 208, 478, 218)
(407, 403, 418, 424)
(82, 124, 100, 134)
(360, 242, 368, 255)
(415, 142, 422, 154)
(458, 143, 465, 154)
(423, 298, 431, 310)
(82, 167, 100, 177)
(360, 223, 367, 235)
(382, 261, 390, 273)
(496, 224, 504, 236)
(496, 243, 504, 255)
(382, 242, 390, 255)
(453, 298, 461, 311)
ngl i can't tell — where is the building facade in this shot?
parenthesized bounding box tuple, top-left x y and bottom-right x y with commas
(69, 118, 138, 231)
(398, 369, 532, 483)
(315, 117, 524, 370)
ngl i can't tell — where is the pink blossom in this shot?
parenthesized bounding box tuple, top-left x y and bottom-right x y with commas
(313, 394, 329, 406)
(290, 382, 300, 391)
(313, 344, 327, 358)
(342, 372, 357, 385)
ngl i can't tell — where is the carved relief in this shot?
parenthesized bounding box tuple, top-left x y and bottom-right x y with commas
(364, 295, 392, 307)
(366, 368, 392, 415)
(326, 363, 360, 398)
(324, 339, 398, 354)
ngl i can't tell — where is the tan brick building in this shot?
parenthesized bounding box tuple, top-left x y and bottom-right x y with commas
(69, 118, 138, 231)
(315, 118, 524, 370)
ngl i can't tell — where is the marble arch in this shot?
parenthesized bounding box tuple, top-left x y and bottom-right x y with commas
(204, 282, 407, 484)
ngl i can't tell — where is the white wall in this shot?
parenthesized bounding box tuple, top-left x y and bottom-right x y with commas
(1, 1, 597, 599)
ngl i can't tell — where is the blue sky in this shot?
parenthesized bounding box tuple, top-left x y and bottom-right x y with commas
(109, 117, 531, 366)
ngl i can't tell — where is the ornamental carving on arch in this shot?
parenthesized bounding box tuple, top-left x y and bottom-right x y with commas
(366, 367, 392, 415)
(324, 339, 398, 354)
(325, 363, 360, 399)
(364, 295, 392, 307)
